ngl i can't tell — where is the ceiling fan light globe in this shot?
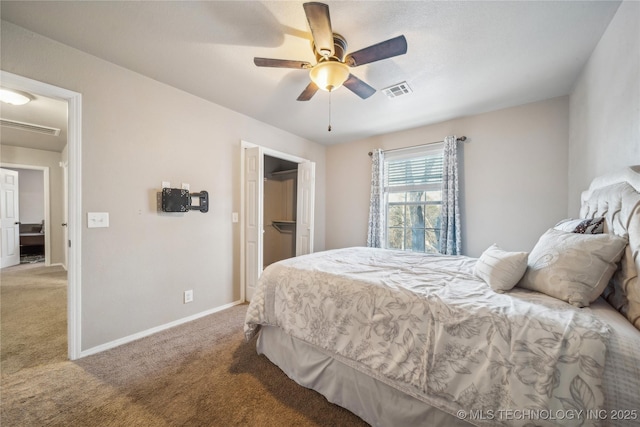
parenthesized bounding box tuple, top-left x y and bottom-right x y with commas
(309, 61, 350, 92)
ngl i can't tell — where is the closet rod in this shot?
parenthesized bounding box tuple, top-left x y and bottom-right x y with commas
(368, 136, 467, 157)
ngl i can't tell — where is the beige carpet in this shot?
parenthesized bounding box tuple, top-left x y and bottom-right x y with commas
(1, 263, 68, 375)
(0, 264, 367, 426)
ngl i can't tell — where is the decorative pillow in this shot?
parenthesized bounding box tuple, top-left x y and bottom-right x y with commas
(474, 244, 528, 293)
(517, 228, 627, 307)
(554, 216, 604, 234)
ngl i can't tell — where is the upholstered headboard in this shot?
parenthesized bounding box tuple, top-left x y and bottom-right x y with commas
(580, 166, 640, 330)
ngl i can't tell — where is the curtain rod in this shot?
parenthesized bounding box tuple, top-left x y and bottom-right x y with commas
(368, 136, 467, 157)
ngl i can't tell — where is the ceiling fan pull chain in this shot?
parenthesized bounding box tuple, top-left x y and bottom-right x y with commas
(328, 90, 332, 132)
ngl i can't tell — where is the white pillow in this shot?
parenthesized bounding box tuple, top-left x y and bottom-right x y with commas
(517, 229, 627, 307)
(474, 244, 529, 293)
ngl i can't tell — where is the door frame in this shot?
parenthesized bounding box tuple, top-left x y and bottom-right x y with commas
(0, 164, 51, 266)
(61, 160, 68, 270)
(239, 140, 312, 302)
(1, 71, 83, 360)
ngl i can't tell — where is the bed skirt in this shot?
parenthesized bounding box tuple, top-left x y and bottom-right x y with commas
(257, 325, 472, 427)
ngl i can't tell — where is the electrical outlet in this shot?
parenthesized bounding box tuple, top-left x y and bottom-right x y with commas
(184, 290, 194, 304)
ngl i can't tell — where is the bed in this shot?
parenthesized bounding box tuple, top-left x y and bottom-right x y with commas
(245, 166, 640, 427)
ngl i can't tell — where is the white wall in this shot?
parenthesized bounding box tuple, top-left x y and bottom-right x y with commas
(326, 96, 569, 257)
(1, 21, 326, 350)
(568, 0, 640, 215)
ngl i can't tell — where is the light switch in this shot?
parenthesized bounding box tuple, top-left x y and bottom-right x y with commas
(232, 212, 239, 223)
(88, 212, 109, 228)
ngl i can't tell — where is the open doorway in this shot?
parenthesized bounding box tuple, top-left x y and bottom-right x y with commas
(241, 141, 316, 302)
(1, 89, 68, 374)
(0, 166, 50, 266)
(1, 147, 68, 376)
(0, 70, 82, 360)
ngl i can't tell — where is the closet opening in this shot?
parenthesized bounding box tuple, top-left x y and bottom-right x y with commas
(263, 155, 298, 267)
(241, 141, 315, 302)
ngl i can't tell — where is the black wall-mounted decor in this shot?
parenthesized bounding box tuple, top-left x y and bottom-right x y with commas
(161, 188, 209, 213)
(161, 188, 190, 212)
(189, 191, 209, 213)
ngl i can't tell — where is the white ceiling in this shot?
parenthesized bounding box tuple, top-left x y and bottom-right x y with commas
(0, 92, 68, 152)
(0, 1, 621, 146)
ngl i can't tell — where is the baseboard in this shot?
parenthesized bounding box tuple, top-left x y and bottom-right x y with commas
(78, 300, 244, 358)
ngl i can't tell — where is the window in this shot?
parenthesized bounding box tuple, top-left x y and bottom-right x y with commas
(383, 144, 443, 253)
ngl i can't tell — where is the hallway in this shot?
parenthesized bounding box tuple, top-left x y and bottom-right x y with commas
(0, 263, 67, 374)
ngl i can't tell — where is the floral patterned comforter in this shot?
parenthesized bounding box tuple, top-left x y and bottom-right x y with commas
(245, 247, 610, 426)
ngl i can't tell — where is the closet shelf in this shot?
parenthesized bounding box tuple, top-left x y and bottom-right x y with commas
(272, 220, 296, 233)
(270, 169, 297, 176)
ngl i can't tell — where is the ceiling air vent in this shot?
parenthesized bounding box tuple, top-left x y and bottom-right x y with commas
(382, 81, 412, 99)
(0, 118, 61, 136)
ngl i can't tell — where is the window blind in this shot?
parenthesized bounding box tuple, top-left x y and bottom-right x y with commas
(384, 152, 443, 188)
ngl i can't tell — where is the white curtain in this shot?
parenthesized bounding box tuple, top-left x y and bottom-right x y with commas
(439, 136, 462, 255)
(367, 149, 384, 248)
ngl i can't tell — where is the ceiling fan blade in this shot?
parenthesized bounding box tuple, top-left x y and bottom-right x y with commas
(254, 58, 312, 69)
(303, 2, 334, 57)
(343, 74, 376, 99)
(297, 82, 319, 101)
(345, 35, 407, 67)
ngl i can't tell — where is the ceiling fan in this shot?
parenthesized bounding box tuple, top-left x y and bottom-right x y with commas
(254, 2, 407, 101)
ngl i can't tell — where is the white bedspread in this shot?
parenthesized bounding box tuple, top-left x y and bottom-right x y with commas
(245, 247, 612, 426)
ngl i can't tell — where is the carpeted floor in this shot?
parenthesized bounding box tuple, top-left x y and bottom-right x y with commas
(0, 264, 367, 426)
(1, 263, 68, 374)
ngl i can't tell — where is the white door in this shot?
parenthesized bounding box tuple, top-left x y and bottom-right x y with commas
(245, 146, 264, 302)
(296, 161, 315, 256)
(1, 168, 21, 268)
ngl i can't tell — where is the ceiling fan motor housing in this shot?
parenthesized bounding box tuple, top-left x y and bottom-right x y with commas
(314, 33, 347, 62)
